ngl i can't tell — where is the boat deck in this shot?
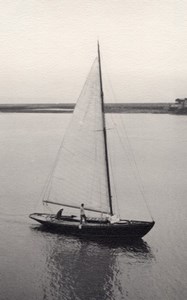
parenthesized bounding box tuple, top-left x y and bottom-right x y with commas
(29, 213, 153, 227)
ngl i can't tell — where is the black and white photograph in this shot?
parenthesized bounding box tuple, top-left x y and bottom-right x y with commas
(0, 1, 186, 299)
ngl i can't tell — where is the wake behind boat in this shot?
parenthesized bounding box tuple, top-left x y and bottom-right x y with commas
(29, 43, 155, 239)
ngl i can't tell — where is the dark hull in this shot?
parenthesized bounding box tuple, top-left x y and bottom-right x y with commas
(29, 213, 155, 239)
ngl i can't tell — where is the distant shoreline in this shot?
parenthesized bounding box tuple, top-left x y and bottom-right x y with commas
(0, 103, 173, 113)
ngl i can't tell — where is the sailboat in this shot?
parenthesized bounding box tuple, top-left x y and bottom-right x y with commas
(29, 43, 155, 239)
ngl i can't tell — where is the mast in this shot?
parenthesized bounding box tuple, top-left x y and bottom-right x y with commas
(97, 41, 113, 216)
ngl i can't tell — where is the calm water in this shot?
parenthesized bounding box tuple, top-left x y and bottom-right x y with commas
(0, 113, 186, 300)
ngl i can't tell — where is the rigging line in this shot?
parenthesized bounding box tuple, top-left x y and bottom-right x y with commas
(102, 58, 118, 103)
(102, 58, 154, 220)
(100, 53, 120, 215)
(43, 201, 54, 214)
(98, 42, 113, 215)
(41, 138, 65, 202)
(108, 137, 120, 217)
(106, 99, 154, 219)
(39, 134, 72, 204)
(99, 72, 119, 214)
(34, 175, 52, 211)
(114, 117, 154, 221)
(93, 100, 103, 214)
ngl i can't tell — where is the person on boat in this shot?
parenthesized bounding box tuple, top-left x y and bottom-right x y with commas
(80, 203, 87, 224)
(56, 208, 64, 220)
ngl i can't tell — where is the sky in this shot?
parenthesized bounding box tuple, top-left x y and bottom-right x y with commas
(0, 0, 187, 103)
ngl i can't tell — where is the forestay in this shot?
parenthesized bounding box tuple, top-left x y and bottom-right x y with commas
(44, 59, 110, 214)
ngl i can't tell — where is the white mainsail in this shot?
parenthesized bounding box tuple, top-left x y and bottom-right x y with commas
(44, 58, 111, 214)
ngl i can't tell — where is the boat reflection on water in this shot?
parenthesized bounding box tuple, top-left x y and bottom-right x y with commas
(31, 226, 154, 300)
